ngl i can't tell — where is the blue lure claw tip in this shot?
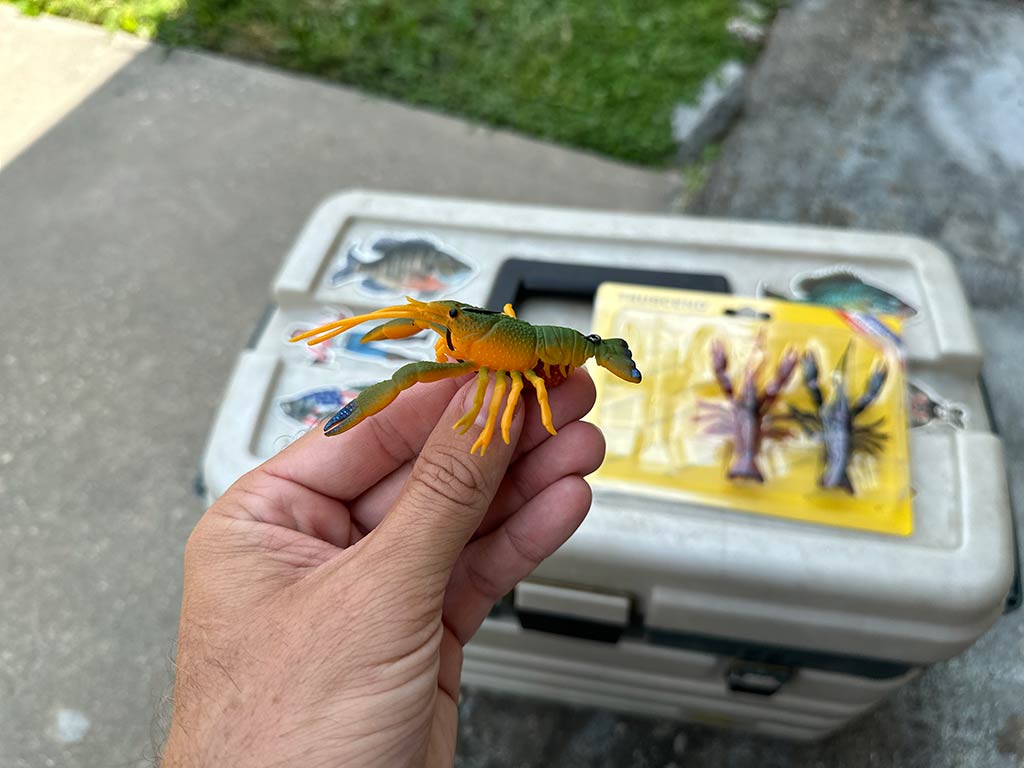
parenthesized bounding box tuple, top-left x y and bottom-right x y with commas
(324, 402, 358, 435)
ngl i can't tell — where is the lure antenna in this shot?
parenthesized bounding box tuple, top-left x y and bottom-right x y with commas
(290, 298, 431, 346)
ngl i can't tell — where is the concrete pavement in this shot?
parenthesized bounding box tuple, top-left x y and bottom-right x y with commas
(0, 8, 675, 767)
(0, 6, 146, 169)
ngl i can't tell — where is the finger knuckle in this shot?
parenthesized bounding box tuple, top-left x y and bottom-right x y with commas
(462, 552, 508, 602)
(507, 468, 535, 508)
(503, 523, 548, 567)
(365, 412, 415, 467)
(410, 443, 490, 510)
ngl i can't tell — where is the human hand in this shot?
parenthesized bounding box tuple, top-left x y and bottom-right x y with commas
(161, 370, 604, 767)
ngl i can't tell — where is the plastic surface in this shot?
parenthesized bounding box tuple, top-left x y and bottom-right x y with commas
(463, 617, 918, 741)
(515, 581, 632, 626)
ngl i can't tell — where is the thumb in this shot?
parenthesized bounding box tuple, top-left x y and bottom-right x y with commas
(370, 374, 524, 590)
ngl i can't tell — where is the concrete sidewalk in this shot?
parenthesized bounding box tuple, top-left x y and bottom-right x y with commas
(0, 7, 147, 168)
(0, 9, 675, 767)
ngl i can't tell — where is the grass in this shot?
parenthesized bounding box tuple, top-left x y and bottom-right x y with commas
(13, 0, 179, 36)
(10, 0, 772, 164)
(677, 142, 722, 208)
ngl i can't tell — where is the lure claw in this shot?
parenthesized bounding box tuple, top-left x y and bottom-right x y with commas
(324, 401, 359, 436)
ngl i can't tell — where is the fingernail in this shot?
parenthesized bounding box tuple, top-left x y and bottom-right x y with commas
(458, 376, 509, 429)
(461, 378, 480, 410)
(473, 381, 496, 428)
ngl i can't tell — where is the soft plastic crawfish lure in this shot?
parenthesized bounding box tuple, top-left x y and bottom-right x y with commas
(696, 336, 798, 482)
(290, 298, 641, 455)
(789, 346, 888, 493)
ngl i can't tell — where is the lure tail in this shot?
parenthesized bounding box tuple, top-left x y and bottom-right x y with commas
(594, 338, 642, 383)
(330, 245, 363, 286)
(939, 404, 966, 430)
(727, 455, 765, 483)
(820, 463, 855, 493)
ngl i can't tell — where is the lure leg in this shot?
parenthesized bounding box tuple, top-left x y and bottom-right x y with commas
(524, 370, 557, 436)
(501, 371, 524, 444)
(434, 335, 449, 362)
(453, 368, 490, 434)
(471, 371, 507, 456)
(324, 361, 474, 436)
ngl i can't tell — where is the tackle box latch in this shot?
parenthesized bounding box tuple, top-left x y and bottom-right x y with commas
(513, 581, 632, 644)
(724, 660, 794, 696)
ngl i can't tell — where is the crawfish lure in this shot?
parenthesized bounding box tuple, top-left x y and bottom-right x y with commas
(789, 346, 888, 493)
(290, 298, 641, 455)
(696, 336, 798, 483)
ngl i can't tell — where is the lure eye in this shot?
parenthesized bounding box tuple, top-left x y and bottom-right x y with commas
(586, 334, 601, 343)
(448, 308, 459, 319)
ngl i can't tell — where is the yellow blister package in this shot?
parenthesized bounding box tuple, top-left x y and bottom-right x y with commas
(588, 283, 912, 536)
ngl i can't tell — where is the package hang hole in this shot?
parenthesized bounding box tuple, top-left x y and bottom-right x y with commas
(724, 307, 772, 321)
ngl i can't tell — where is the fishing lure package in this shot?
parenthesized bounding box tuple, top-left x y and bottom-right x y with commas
(589, 284, 912, 535)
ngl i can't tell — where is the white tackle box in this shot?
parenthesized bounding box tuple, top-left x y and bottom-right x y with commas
(200, 190, 1018, 741)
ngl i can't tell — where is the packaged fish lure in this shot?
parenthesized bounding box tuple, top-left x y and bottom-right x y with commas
(588, 283, 913, 536)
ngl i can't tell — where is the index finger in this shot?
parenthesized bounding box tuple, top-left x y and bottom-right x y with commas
(261, 375, 468, 500)
(262, 367, 595, 503)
